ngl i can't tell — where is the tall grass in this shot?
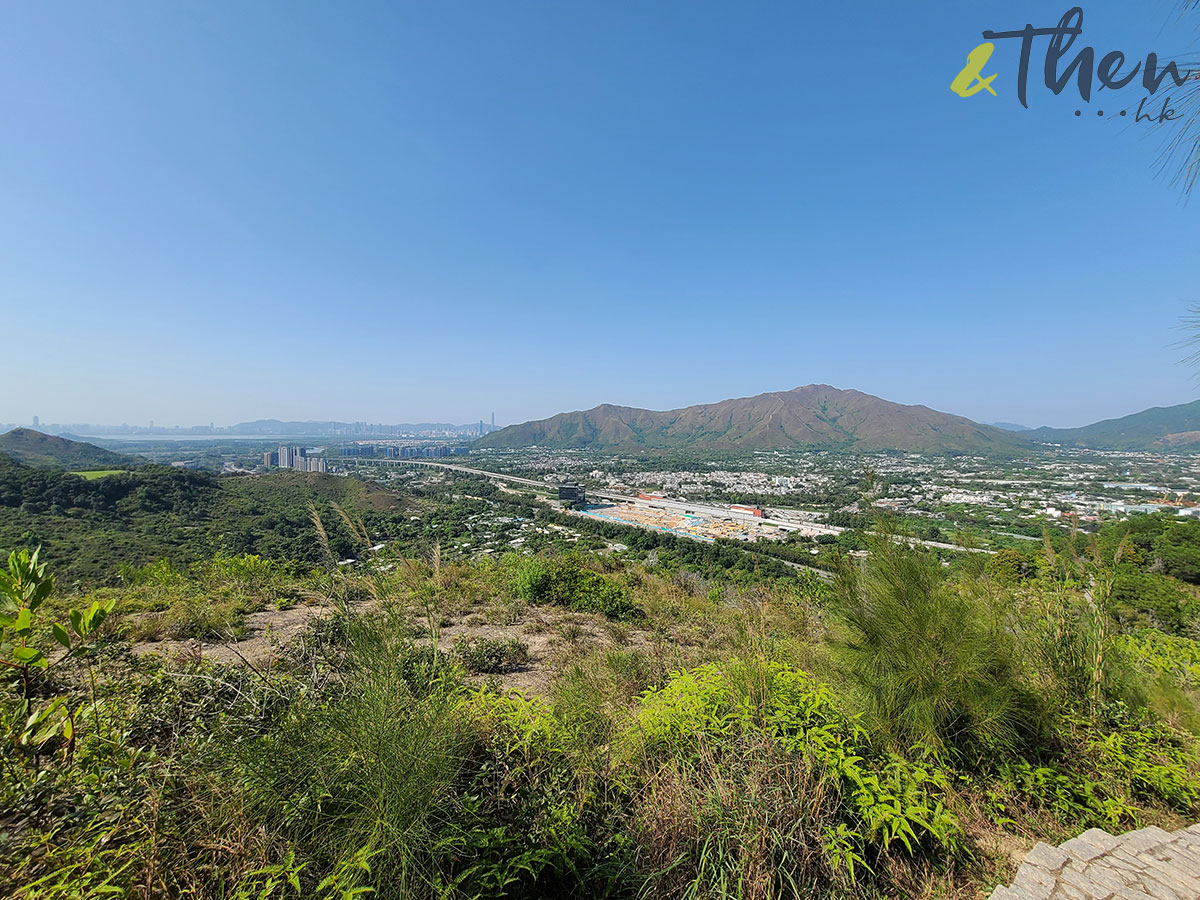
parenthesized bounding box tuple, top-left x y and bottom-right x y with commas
(831, 534, 1036, 761)
(240, 607, 472, 898)
(634, 733, 844, 900)
(626, 657, 961, 900)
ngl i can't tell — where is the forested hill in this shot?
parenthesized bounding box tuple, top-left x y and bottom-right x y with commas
(0, 457, 411, 583)
(1028, 399, 1200, 450)
(0, 428, 136, 469)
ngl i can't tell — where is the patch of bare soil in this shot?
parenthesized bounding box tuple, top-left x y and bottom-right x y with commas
(132, 598, 651, 698)
(421, 606, 651, 696)
(131, 603, 334, 666)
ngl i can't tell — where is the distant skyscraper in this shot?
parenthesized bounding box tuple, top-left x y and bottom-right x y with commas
(491, 412, 495, 428)
(31, 415, 38, 428)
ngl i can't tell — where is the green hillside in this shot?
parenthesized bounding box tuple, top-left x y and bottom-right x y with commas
(0, 427, 136, 469)
(1029, 399, 1200, 450)
(0, 455, 412, 582)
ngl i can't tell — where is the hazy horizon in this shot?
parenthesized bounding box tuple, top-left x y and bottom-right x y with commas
(2, 1, 1198, 431)
(8, 379, 1200, 434)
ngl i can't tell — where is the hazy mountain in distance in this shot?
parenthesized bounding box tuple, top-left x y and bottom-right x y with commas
(991, 422, 1033, 432)
(226, 420, 494, 436)
(477, 385, 1028, 454)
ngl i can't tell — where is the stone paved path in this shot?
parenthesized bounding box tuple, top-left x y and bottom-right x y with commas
(990, 824, 1200, 900)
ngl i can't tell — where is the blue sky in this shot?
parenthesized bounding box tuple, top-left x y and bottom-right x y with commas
(1, 1, 1198, 429)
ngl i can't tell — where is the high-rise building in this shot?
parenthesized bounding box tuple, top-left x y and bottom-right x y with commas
(558, 484, 587, 508)
(32, 416, 39, 428)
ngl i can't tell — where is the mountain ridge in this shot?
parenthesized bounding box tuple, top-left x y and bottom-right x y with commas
(477, 385, 1027, 454)
(1027, 399, 1200, 450)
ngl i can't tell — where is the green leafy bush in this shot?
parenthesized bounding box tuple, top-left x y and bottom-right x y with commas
(118, 557, 184, 586)
(986, 549, 1035, 583)
(446, 693, 631, 897)
(989, 702, 1199, 831)
(506, 553, 642, 621)
(1075, 702, 1199, 810)
(453, 635, 530, 674)
(1116, 630, 1200, 689)
(991, 759, 1135, 830)
(1108, 564, 1189, 634)
(1154, 520, 1200, 585)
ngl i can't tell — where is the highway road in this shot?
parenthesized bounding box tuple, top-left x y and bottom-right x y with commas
(349, 458, 824, 529)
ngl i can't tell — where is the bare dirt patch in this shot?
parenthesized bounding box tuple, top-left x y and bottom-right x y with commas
(131, 602, 334, 666)
(132, 597, 651, 697)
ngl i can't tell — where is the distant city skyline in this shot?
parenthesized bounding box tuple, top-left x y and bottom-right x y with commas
(1, 417, 500, 438)
(1, 2, 1197, 430)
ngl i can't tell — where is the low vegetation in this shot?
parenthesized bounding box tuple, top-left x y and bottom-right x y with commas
(1, 495, 1199, 900)
(453, 635, 531, 673)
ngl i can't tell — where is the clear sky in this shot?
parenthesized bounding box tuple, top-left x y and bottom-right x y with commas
(1, 1, 1198, 429)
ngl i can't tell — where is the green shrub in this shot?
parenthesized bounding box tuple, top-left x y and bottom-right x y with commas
(453, 635, 530, 674)
(986, 549, 1035, 584)
(642, 663, 955, 832)
(1108, 564, 1189, 634)
(991, 759, 1135, 830)
(507, 555, 551, 602)
(118, 557, 183, 586)
(989, 702, 1200, 830)
(447, 692, 631, 897)
(1154, 520, 1200, 585)
(1116, 630, 1200, 689)
(163, 592, 235, 639)
(507, 553, 642, 621)
(1075, 702, 1200, 811)
(1021, 576, 1147, 715)
(550, 649, 656, 751)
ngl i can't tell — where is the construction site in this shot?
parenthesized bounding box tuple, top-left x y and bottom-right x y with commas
(575, 500, 790, 543)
